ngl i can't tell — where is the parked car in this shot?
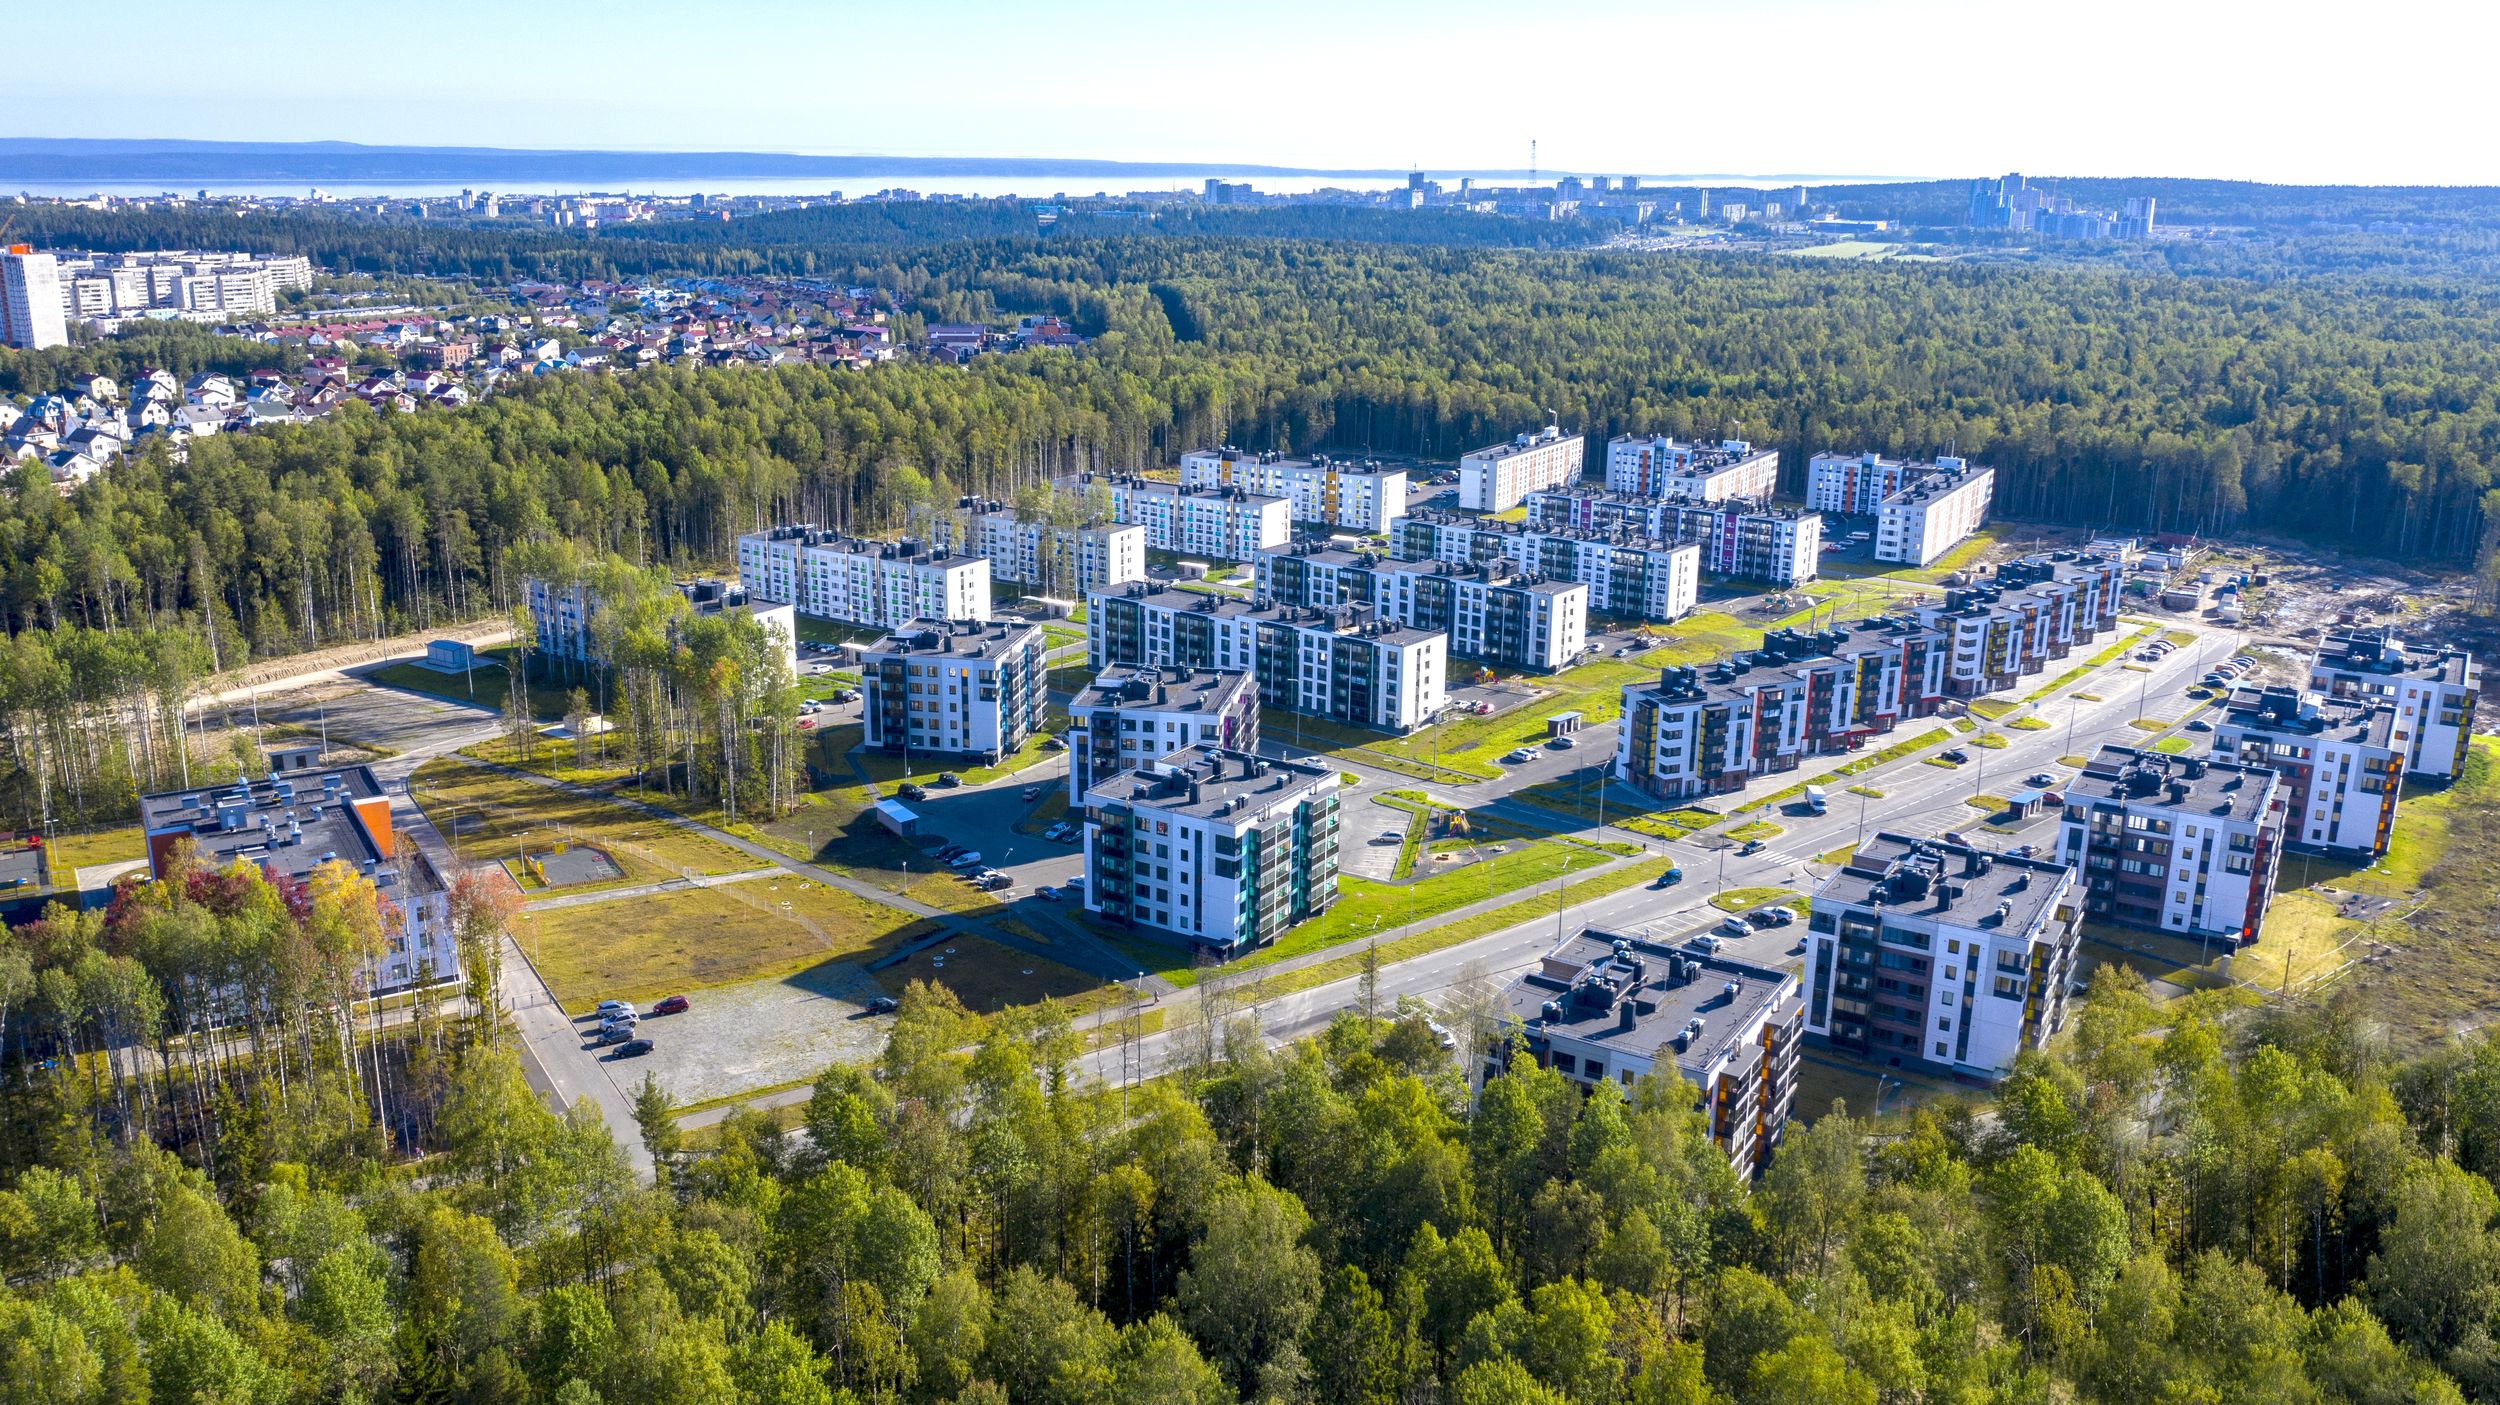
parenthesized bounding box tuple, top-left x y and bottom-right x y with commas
(1427, 1020, 1457, 1051)
(2026, 772, 2059, 788)
(614, 1039, 654, 1058)
(946, 851, 984, 869)
(975, 873, 1012, 892)
(2041, 791, 2064, 806)
(864, 995, 899, 1015)
(1761, 906, 1796, 927)
(1548, 735, 1578, 750)
(595, 999, 635, 1019)
(2231, 655, 2255, 668)
(595, 1024, 634, 1045)
(1743, 908, 1780, 929)
(599, 1012, 639, 1032)
(1036, 886, 1064, 902)
(1062, 876, 1085, 894)
(1502, 749, 1534, 764)
(1041, 735, 1067, 751)
(1689, 933, 1726, 954)
(652, 994, 690, 1016)
(935, 844, 968, 861)
(936, 773, 962, 788)
(898, 783, 927, 802)
(2187, 719, 2213, 731)
(1718, 915, 1751, 937)
(1374, 830, 1402, 845)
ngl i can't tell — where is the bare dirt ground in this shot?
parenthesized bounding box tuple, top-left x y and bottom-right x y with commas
(203, 619, 513, 707)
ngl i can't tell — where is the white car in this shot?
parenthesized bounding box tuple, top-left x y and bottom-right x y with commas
(595, 999, 635, 1019)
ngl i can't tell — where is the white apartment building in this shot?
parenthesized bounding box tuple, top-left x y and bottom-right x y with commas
(1089, 584, 1447, 733)
(2211, 686, 2402, 859)
(1604, 435, 1780, 502)
(1083, 747, 1341, 954)
(2306, 629, 2479, 781)
(1524, 491, 1822, 587)
(1805, 836, 2082, 1079)
(736, 526, 991, 632)
(2056, 746, 2285, 946)
(1059, 473, 1291, 560)
(525, 576, 796, 673)
(1392, 514, 1702, 623)
(972, 511, 1146, 596)
(1179, 447, 1412, 533)
(1876, 461, 1995, 565)
(1069, 666, 1261, 805)
(860, 618, 1047, 764)
(44, 249, 313, 322)
(1252, 545, 1586, 673)
(1460, 426, 1586, 512)
(1, 249, 68, 351)
(1804, 450, 1921, 515)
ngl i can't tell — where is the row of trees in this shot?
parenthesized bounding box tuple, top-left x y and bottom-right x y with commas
(5, 914, 2500, 1403)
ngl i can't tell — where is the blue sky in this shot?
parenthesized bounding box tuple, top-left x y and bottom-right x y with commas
(16, 0, 2497, 184)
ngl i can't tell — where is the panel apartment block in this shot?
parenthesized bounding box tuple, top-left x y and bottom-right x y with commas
(859, 618, 1046, 764)
(2055, 746, 2285, 946)
(1460, 426, 1585, 512)
(1180, 447, 1412, 532)
(1253, 543, 1587, 672)
(2306, 629, 2479, 781)
(526, 575, 796, 673)
(1806, 451, 1997, 566)
(1069, 666, 1260, 805)
(2210, 685, 2402, 859)
(1087, 585, 1446, 732)
(1525, 490, 1822, 587)
(1489, 928, 1803, 1180)
(1083, 747, 1339, 954)
(736, 526, 991, 632)
(1604, 435, 1780, 502)
(1058, 473, 1291, 559)
(1805, 835, 2081, 1079)
(1392, 513, 1701, 623)
(972, 510, 1146, 595)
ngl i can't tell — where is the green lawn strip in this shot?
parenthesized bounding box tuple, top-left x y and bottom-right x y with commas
(1245, 858, 1680, 1001)
(1370, 791, 1435, 879)
(2072, 692, 2103, 702)
(1709, 885, 1800, 913)
(1965, 794, 2011, 811)
(1967, 697, 2018, 720)
(1109, 838, 1635, 988)
(2127, 718, 2173, 732)
(1970, 733, 2008, 750)
(2152, 736, 2194, 754)
(1952, 719, 1978, 733)
(2057, 755, 2091, 767)
(1845, 785, 1885, 799)
(2020, 627, 2156, 704)
(1725, 821, 1783, 842)
(1814, 844, 1859, 866)
(1013, 790, 1072, 837)
(2007, 717, 2049, 731)
(1735, 783, 1807, 816)
(1922, 757, 1962, 770)
(2159, 629, 2199, 647)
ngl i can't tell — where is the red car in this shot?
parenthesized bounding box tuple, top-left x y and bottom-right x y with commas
(652, 994, 690, 1016)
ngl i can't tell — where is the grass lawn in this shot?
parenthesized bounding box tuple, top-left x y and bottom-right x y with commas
(518, 879, 939, 1011)
(1370, 792, 1435, 879)
(1965, 794, 2011, 811)
(2058, 754, 2091, 767)
(2238, 889, 2365, 994)
(1971, 733, 2007, 750)
(1013, 790, 1071, 837)
(2128, 717, 2173, 732)
(873, 934, 1113, 1016)
(411, 759, 768, 892)
(2152, 736, 2194, 754)
(1968, 697, 2018, 721)
(2007, 717, 2049, 731)
(1726, 820, 1783, 842)
(1815, 844, 1860, 865)
(461, 734, 642, 789)
(743, 786, 1006, 915)
(1710, 886, 1799, 913)
(2160, 629, 2199, 647)
(813, 722, 1061, 788)
(49, 825, 144, 874)
(369, 646, 574, 720)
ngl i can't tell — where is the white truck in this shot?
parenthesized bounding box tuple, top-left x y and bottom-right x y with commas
(1804, 784, 1828, 815)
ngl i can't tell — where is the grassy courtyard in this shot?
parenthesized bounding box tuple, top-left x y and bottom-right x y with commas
(410, 758, 768, 893)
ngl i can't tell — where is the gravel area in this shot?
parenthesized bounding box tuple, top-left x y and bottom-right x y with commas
(588, 960, 892, 1104)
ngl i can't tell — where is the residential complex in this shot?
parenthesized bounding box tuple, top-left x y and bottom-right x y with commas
(44, 248, 315, 322)
(2306, 629, 2479, 781)
(1068, 666, 1260, 804)
(1804, 835, 2082, 1078)
(1603, 435, 1780, 503)
(859, 619, 1047, 764)
(1, 247, 68, 351)
(1804, 450, 1924, 515)
(1087, 585, 1447, 732)
(1526, 490, 1822, 587)
(1459, 426, 1585, 512)
(1252, 544, 1588, 672)
(971, 510, 1147, 596)
(735, 527, 991, 632)
(1393, 513, 1702, 623)
(1967, 174, 2158, 240)
(1489, 928, 1803, 1179)
(2056, 746, 2285, 946)
(139, 765, 454, 994)
(1057, 473, 1291, 560)
(1805, 451, 1997, 566)
(1179, 448, 1413, 533)
(1082, 747, 1340, 954)
(2210, 685, 2402, 860)
(525, 575, 796, 672)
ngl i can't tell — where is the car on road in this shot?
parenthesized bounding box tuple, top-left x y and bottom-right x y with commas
(2186, 719, 2213, 731)
(898, 783, 927, 802)
(946, 851, 984, 869)
(1687, 934, 1725, 954)
(2026, 772, 2059, 788)
(1036, 885, 1064, 901)
(614, 1039, 654, 1058)
(1940, 748, 1970, 764)
(1040, 735, 1067, 751)
(1502, 749, 1534, 764)
(1737, 838, 1765, 856)
(1022, 785, 1043, 801)
(1653, 866, 1684, 887)
(936, 773, 962, 788)
(652, 994, 690, 1016)
(974, 873, 1012, 892)
(1944, 830, 1973, 846)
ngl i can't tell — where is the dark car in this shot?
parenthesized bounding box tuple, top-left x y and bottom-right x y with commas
(1041, 735, 1067, 751)
(1737, 839, 1765, 856)
(614, 1038, 654, 1058)
(1940, 748, 1971, 764)
(1653, 866, 1684, 887)
(652, 994, 690, 1016)
(594, 1024, 633, 1046)
(898, 783, 928, 802)
(2026, 772, 2058, 788)
(936, 773, 962, 788)
(865, 995, 899, 1015)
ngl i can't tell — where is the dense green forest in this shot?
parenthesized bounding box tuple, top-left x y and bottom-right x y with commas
(0, 850, 2495, 1405)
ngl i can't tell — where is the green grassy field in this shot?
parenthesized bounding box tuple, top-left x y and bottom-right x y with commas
(369, 646, 576, 720)
(1710, 886, 1799, 913)
(48, 825, 145, 874)
(411, 759, 768, 892)
(519, 878, 939, 1011)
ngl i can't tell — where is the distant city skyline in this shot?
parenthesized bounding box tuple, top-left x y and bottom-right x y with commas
(10, 0, 2497, 186)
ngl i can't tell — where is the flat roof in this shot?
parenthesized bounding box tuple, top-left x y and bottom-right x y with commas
(863, 617, 1041, 662)
(1267, 546, 1583, 596)
(1528, 487, 1817, 523)
(739, 526, 981, 568)
(1499, 926, 1793, 1081)
(138, 765, 438, 892)
(1464, 428, 1581, 462)
(1188, 447, 1437, 477)
(1067, 473, 1288, 508)
(2313, 629, 2475, 687)
(2218, 685, 2397, 749)
(1087, 745, 1333, 820)
(1072, 665, 1254, 715)
(2077, 745, 2277, 823)
(1817, 832, 2072, 933)
(1881, 462, 1994, 507)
